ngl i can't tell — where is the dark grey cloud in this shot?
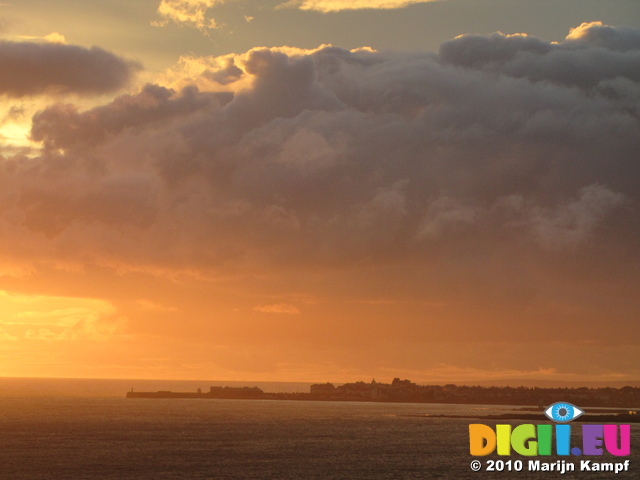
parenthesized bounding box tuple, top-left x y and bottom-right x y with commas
(439, 22, 640, 89)
(31, 84, 230, 151)
(22, 24, 639, 261)
(0, 40, 141, 97)
(564, 22, 640, 51)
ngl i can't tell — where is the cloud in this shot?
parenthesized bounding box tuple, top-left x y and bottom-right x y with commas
(0, 290, 123, 341)
(566, 21, 640, 51)
(0, 40, 141, 97)
(17, 32, 66, 44)
(254, 303, 301, 314)
(0, 24, 638, 362)
(279, 0, 439, 13)
(154, 0, 223, 31)
(9, 25, 637, 272)
(30, 83, 224, 151)
(159, 54, 247, 92)
(416, 196, 479, 240)
(0, 328, 18, 341)
(439, 22, 640, 88)
(526, 185, 626, 249)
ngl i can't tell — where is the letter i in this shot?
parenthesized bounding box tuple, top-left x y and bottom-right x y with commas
(556, 424, 571, 456)
(537, 424, 552, 455)
(496, 425, 511, 455)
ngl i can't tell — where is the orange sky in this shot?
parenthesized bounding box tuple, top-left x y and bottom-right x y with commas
(1, 2, 639, 385)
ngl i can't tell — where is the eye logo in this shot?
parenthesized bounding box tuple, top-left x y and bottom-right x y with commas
(544, 402, 584, 423)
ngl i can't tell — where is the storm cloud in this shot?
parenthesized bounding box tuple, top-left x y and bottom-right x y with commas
(0, 40, 140, 97)
(20, 23, 639, 263)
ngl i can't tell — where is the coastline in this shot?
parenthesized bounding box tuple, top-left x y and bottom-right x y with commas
(125, 378, 640, 415)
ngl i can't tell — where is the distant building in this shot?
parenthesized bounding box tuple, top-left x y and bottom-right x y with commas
(310, 383, 336, 396)
(392, 378, 414, 388)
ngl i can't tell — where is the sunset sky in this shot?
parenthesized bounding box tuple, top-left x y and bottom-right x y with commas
(1, 0, 639, 384)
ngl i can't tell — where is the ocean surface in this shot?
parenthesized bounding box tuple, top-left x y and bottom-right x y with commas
(0, 378, 637, 479)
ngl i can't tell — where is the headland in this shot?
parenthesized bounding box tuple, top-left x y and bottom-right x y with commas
(127, 377, 640, 413)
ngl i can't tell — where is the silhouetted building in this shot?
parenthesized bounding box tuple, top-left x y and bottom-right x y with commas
(209, 386, 264, 398)
(310, 383, 335, 396)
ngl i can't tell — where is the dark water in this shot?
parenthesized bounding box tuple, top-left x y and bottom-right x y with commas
(0, 379, 637, 479)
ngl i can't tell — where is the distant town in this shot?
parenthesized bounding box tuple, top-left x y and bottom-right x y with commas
(127, 378, 640, 408)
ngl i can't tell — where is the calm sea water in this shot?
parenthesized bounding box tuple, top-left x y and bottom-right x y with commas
(0, 378, 637, 479)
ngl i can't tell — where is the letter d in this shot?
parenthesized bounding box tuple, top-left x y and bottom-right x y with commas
(469, 424, 497, 456)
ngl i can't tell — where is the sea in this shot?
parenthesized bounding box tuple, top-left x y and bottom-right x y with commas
(0, 378, 637, 480)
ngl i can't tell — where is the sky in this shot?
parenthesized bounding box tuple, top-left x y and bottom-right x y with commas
(0, 0, 639, 385)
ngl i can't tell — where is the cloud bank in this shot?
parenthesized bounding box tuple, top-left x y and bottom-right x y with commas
(0, 40, 140, 97)
(1, 23, 639, 371)
(15, 23, 638, 269)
